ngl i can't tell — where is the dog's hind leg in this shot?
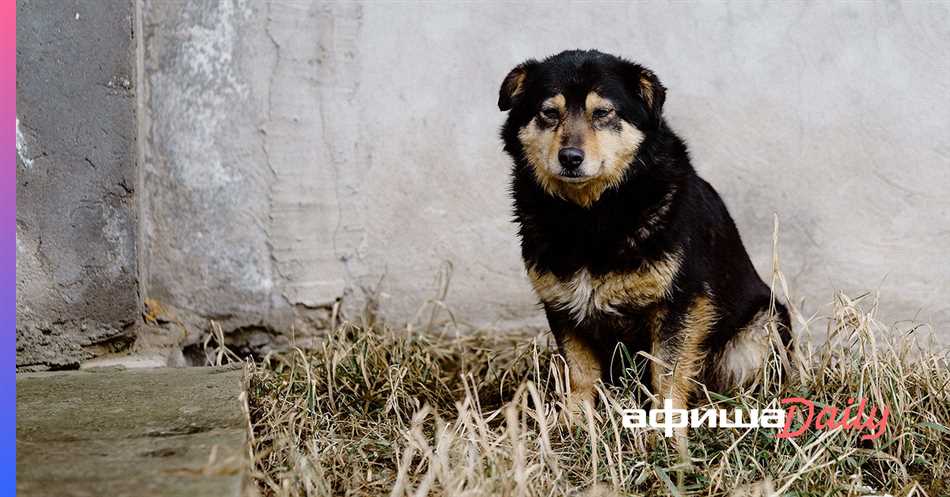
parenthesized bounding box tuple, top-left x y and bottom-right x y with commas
(713, 306, 793, 392)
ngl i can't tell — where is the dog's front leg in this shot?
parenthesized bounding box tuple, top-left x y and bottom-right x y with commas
(545, 308, 603, 418)
(650, 295, 717, 464)
(558, 330, 602, 411)
(651, 295, 717, 408)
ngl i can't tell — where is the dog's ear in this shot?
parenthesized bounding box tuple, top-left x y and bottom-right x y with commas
(498, 60, 538, 111)
(636, 67, 666, 122)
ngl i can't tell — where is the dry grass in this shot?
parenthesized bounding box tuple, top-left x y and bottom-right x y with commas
(243, 289, 949, 497)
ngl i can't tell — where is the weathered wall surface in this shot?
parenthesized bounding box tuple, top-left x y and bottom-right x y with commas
(16, 0, 140, 369)
(142, 2, 950, 340)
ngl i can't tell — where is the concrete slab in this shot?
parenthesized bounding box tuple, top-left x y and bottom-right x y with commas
(16, 366, 249, 497)
(17, 0, 141, 370)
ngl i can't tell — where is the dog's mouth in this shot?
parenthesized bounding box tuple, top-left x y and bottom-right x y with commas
(555, 164, 600, 184)
(557, 173, 593, 184)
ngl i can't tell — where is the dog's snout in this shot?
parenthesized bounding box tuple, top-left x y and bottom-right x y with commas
(558, 147, 585, 169)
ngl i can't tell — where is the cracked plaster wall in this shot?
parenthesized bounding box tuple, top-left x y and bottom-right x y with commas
(141, 2, 950, 342)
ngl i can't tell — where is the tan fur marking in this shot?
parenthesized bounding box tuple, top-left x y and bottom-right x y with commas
(651, 298, 702, 462)
(526, 251, 681, 324)
(561, 334, 602, 404)
(647, 306, 669, 396)
(546, 94, 566, 113)
(584, 92, 612, 114)
(652, 295, 717, 407)
(592, 255, 681, 313)
(639, 73, 655, 110)
(648, 307, 668, 344)
(636, 190, 676, 240)
(503, 68, 529, 103)
(518, 92, 645, 208)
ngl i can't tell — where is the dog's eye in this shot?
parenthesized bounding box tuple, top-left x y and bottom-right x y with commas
(592, 108, 613, 119)
(541, 108, 560, 120)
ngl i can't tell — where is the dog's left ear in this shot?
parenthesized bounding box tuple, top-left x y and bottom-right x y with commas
(636, 68, 666, 123)
(498, 60, 538, 111)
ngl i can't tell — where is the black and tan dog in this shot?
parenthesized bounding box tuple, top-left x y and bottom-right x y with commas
(498, 50, 792, 414)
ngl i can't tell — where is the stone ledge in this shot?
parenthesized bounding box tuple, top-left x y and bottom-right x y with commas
(17, 366, 249, 497)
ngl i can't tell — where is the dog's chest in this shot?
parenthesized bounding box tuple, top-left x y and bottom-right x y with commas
(527, 253, 681, 324)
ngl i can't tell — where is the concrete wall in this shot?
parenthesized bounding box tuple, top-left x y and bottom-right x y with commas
(16, 0, 140, 369)
(142, 2, 950, 341)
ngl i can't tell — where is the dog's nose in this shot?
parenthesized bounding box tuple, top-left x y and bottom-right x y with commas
(558, 147, 585, 170)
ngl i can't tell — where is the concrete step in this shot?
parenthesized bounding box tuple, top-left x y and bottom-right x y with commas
(17, 366, 249, 497)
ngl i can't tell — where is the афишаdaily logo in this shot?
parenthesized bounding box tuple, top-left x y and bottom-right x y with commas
(622, 397, 889, 440)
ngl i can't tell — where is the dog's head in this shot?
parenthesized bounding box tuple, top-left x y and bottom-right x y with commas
(499, 50, 666, 207)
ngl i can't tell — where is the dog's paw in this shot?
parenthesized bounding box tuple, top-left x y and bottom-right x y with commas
(729, 478, 776, 497)
(572, 483, 621, 497)
(559, 390, 601, 426)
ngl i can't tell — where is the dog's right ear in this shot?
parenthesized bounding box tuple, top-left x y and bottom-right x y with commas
(498, 60, 538, 111)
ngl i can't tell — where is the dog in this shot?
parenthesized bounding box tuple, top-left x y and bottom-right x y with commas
(498, 50, 793, 414)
